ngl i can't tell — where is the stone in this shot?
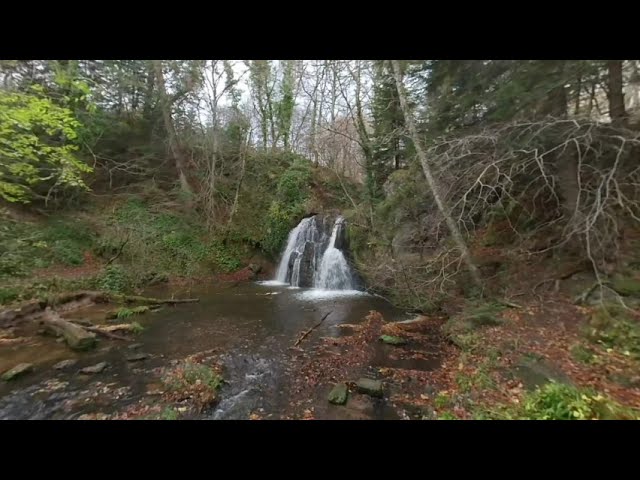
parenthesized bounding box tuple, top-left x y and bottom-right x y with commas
(509, 356, 572, 391)
(379, 335, 408, 346)
(356, 378, 384, 398)
(126, 353, 150, 362)
(80, 362, 108, 374)
(1, 363, 34, 381)
(297, 241, 316, 288)
(248, 263, 262, 274)
(328, 383, 349, 405)
(128, 343, 143, 350)
(53, 359, 77, 370)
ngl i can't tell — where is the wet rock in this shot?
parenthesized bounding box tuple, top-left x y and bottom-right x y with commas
(2, 363, 34, 381)
(126, 353, 150, 362)
(379, 335, 407, 346)
(80, 362, 108, 374)
(328, 383, 349, 405)
(509, 356, 572, 391)
(248, 263, 262, 274)
(297, 241, 316, 288)
(128, 343, 143, 350)
(356, 378, 384, 398)
(53, 359, 78, 370)
(345, 394, 375, 415)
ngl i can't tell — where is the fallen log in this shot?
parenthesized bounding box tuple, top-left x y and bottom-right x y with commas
(41, 309, 97, 351)
(71, 323, 133, 342)
(108, 294, 199, 305)
(1, 291, 198, 325)
(294, 311, 332, 347)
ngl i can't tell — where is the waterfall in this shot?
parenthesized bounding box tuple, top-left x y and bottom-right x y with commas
(316, 217, 354, 290)
(273, 215, 358, 290)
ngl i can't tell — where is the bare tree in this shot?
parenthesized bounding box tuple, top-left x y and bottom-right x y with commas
(389, 59, 482, 290)
(153, 60, 193, 196)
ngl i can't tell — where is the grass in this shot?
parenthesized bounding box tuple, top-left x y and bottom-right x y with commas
(162, 361, 223, 412)
(479, 382, 640, 420)
(115, 305, 150, 319)
(586, 305, 640, 359)
(130, 321, 145, 334)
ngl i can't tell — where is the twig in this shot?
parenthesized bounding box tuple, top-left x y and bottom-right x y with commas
(106, 236, 130, 266)
(294, 311, 333, 347)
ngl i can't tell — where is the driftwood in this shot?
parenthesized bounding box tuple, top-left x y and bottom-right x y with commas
(71, 323, 133, 342)
(41, 309, 97, 350)
(294, 311, 332, 347)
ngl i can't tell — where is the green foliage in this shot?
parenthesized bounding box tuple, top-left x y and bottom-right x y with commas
(0, 88, 91, 203)
(610, 277, 640, 297)
(0, 287, 20, 304)
(98, 265, 132, 294)
(0, 215, 94, 279)
(130, 321, 144, 334)
(483, 383, 640, 420)
(262, 158, 313, 257)
(208, 241, 242, 273)
(107, 199, 231, 276)
(115, 305, 149, 319)
(159, 406, 179, 420)
(570, 343, 596, 364)
(586, 306, 640, 359)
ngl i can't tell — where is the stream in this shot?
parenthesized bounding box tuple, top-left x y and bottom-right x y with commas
(0, 214, 443, 420)
(0, 281, 430, 420)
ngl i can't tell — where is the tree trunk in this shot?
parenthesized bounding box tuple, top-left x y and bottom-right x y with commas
(390, 60, 482, 291)
(152, 60, 192, 195)
(607, 60, 628, 127)
(574, 72, 582, 116)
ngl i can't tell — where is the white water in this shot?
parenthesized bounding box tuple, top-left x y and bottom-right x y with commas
(316, 217, 354, 290)
(274, 217, 317, 284)
(272, 215, 357, 291)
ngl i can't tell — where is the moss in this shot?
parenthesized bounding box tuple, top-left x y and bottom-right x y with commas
(586, 305, 640, 359)
(611, 277, 640, 297)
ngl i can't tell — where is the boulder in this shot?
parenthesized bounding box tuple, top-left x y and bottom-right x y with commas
(356, 378, 384, 398)
(53, 359, 77, 370)
(328, 383, 349, 405)
(509, 356, 572, 391)
(126, 353, 150, 362)
(80, 362, 108, 374)
(248, 263, 262, 274)
(1, 363, 33, 381)
(297, 242, 316, 288)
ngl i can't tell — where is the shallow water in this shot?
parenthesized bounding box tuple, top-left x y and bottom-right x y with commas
(0, 281, 434, 420)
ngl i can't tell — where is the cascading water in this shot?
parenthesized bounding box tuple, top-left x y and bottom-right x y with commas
(273, 215, 358, 290)
(316, 217, 354, 290)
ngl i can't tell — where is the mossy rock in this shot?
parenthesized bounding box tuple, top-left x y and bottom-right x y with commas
(508, 356, 572, 391)
(328, 383, 349, 405)
(611, 277, 640, 297)
(356, 378, 384, 398)
(1, 363, 33, 381)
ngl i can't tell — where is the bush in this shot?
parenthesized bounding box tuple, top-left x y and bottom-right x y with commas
(98, 265, 132, 294)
